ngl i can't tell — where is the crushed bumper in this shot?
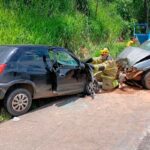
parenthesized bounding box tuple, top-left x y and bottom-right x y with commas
(119, 68, 144, 88)
(126, 68, 143, 81)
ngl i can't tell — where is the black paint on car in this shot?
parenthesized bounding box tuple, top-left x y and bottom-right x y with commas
(0, 45, 95, 116)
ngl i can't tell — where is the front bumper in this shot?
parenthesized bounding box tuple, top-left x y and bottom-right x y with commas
(117, 60, 144, 81)
(125, 67, 143, 81)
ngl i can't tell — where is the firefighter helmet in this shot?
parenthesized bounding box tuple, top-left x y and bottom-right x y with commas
(100, 48, 109, 55)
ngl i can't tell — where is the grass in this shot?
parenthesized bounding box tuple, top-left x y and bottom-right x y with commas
(0, 1, 127, 51)
(0, 108, 11, 123)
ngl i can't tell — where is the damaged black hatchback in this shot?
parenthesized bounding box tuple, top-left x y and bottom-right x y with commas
(0, 45, 98, 116)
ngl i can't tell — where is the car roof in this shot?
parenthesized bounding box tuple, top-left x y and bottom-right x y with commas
(0, 44, 48, 47)
(0, 45, 67, 51)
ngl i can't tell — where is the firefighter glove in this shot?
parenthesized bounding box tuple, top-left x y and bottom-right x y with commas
(99, 66, 105, 71)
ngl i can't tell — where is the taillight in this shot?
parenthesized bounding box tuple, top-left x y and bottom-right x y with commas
(0, 64, 7, 74)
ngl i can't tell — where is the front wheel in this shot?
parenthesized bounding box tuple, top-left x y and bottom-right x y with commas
(93, 79, 100, 93)
(4, 88, 32, 116)
(85, 79, 100, 95)
(142, 71, 150, 89)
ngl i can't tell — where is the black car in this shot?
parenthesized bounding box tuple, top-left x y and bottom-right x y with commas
(0, 45, 98, 116)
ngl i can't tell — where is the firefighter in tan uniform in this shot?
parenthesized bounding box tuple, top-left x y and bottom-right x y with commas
(91, 48, 119, 90)
(126, 37, 137, 47)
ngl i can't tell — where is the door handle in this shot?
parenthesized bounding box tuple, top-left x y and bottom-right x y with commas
(59, 73, 65, 77)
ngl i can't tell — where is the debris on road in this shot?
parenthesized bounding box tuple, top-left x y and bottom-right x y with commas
(12, 117, 20, 122)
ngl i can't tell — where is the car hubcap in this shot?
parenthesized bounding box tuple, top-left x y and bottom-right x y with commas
(93, 82, 97, 91)
(12, 94, 29, 112)
(88, 82, 94, 94)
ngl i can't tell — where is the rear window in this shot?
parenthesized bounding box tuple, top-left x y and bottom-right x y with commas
(0, 46, 17, 63)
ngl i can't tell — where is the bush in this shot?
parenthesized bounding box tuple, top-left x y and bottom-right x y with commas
(0, 0, 127, 56)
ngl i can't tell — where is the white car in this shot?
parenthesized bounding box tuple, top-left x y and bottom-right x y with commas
(117, 40, 150, 89)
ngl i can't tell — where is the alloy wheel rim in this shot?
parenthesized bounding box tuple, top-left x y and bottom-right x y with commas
(88, 82, 93, 93)
(93, 82, 97, 91)
(12, 94, 29, 112)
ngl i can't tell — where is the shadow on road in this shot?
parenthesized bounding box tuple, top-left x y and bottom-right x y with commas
(115, 84, 143, 94)
(0, 94, 81, 122)
(55, 96, 80, 107)
(31, 94, 81, 111)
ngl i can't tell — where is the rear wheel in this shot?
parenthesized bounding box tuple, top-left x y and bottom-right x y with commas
(142, 71, 150, 89)
(4, 88, 32, 116)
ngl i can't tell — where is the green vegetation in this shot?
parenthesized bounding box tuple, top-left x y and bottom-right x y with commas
(0, 0, 149, 57)
(0, 0, 129, 57)
(0, 108, 11, 122)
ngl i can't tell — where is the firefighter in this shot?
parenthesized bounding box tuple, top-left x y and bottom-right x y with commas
(91, 48, 112, 81)
(127, 37, 137, 47)
(91, 47, 112, 65)
(91, 48, 119, 90)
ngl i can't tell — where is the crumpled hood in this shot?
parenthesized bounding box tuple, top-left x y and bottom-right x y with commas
(117, 47, 150, 67)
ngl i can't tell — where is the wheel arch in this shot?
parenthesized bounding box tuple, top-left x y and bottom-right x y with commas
(5, 83, 35, 99)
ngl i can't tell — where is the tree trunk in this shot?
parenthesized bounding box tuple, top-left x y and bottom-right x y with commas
(144, 0, 149, 24)
(95, 0, 98, 17)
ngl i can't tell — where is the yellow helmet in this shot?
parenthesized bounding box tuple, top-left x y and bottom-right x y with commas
(100, 48, 109, 55)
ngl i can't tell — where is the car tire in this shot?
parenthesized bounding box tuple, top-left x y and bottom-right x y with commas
(85, 79, 100, 95)
(85, 81, 93, 95)
(93, 79, 100, 93)
(4, 88, 32, 116)
(142, 71, 150, 89)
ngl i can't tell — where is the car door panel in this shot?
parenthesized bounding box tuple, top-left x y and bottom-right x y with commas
(17, 47, 54, 98)
(50, 49, 85, 93)
(57, 68, 80, 91)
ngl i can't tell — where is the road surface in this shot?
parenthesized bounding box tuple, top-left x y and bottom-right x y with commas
(0, 85, 150, 150)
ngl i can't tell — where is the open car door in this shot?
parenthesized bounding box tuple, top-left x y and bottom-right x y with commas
(49, 49, 85, 94)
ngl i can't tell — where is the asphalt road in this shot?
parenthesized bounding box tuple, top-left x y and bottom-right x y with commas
(0, 85, 150, 150)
